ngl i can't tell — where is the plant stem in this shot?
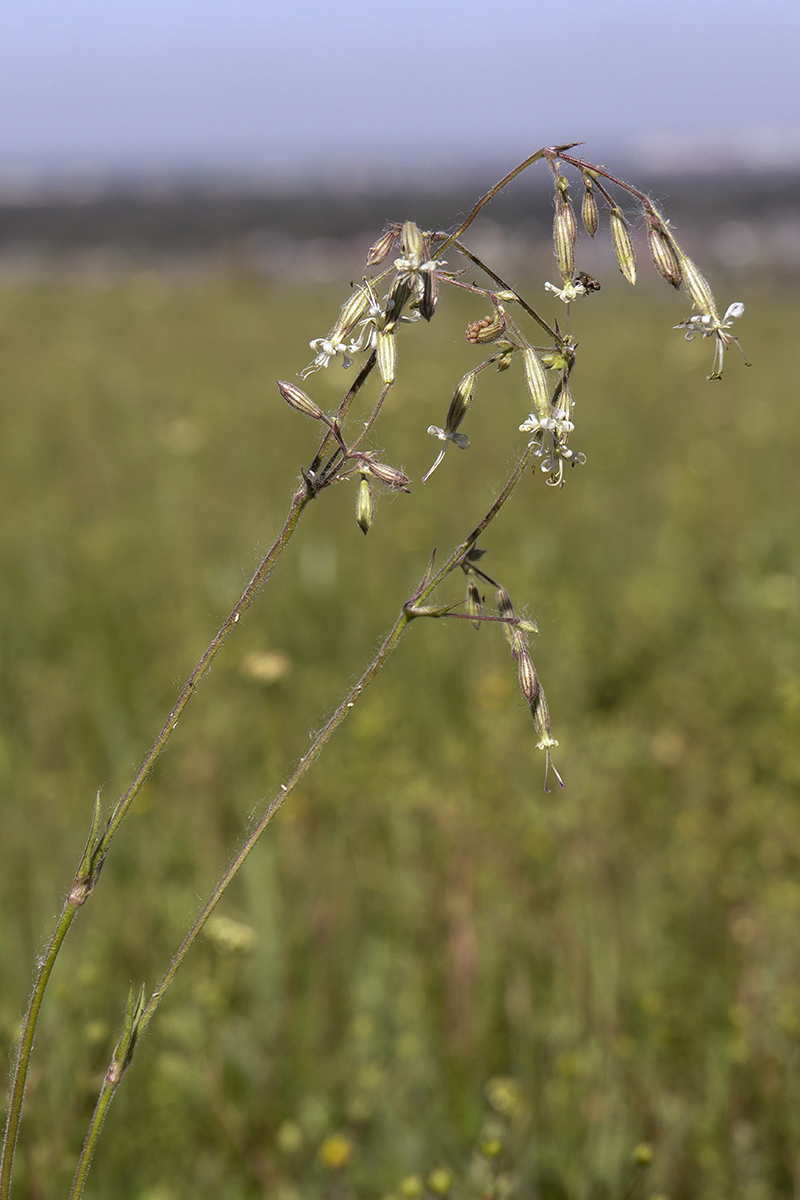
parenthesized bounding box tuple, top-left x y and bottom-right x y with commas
(69, 438, 538, 1198)
(0, 905, 77, 1200)
(0, 357, 380, 1199)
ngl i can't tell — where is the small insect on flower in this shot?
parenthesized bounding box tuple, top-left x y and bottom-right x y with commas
(674, 302, 747, 380)
(544, 272, 601, 304)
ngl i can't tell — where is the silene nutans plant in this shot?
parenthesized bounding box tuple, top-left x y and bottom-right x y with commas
(0, 143, 749, 1198)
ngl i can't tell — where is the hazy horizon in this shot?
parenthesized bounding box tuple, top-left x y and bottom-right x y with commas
(2, 0, 799, 190)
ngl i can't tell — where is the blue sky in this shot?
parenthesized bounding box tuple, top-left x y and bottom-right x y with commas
(1, 0, 799, 180)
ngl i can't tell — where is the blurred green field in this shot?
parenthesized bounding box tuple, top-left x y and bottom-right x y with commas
(0, 265, 799, 1200)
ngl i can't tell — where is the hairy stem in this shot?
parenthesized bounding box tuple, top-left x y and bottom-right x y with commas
(0, 358, 380, 1199)
(69, 437, 538, 1198)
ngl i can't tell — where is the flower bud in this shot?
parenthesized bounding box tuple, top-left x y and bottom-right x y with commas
(609, 206, 637, 285)
(553, 184, 577, 285)
(366, 228, 397, 267)
(277, 380, 323, 420)
(581, 181, 599, 238)
(376, 329, 396, 383)
(645, 215, 681, 288)
(365, 460, 410, 491)
(465, 313, 507, 344)
(679, 254, 718, 318)
(356, 473, 373, 534)
(522, 348, 550, 421)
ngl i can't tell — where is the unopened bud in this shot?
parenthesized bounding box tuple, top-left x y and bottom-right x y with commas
(365, 460, 410, 491)
(376, 329, 396, 383)
(609, 206, 637, 285)
(645, 216, 682, 289)
(581, 182, 599, 238)
(466, 579, 482, 630)
(517, 645, 540, 706)
(444, 371, 476, 434)
(679, 254, 718, 318)
(466, 313, 507, 344)
(277, 381, 323, 420)
(356, 474, 373, 534)
(366, 228, 397, 267)
(553, 188, 577, 285)
(522, 348, 550, 420)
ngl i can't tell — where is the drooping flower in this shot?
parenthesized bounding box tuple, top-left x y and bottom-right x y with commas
(674, 302, 746, 380)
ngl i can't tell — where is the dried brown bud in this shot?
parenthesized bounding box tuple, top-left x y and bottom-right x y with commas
(581, 181, 599, 238)
(645, 215, 682, 288)
(465, 313, 507, 345)
(376, 329, 397, 383)
(356, 474, 373, 535)
(553, 182, 577, 285)
(364, 460, 411, 491)
(366, 228, 397, 267)
(609, 206, 637, 285)
(277, 381, 323, 421)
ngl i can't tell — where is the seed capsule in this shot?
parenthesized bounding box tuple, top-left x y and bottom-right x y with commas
(465, 313, 507, 344)
(609, 206, 637, 285)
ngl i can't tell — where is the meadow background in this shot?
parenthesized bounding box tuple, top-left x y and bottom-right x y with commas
(0, 181, 799, 1200)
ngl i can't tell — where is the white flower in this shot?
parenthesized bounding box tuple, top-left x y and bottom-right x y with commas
(519, 408, 584, 488)
(674, 301, 746, 380)
(544, 279, 588, 304)
(421, 425, 470, 484)
(300, 335, 354, 377)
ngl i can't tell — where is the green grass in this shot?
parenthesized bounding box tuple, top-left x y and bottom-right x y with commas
(1, 267, 799, 1200)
